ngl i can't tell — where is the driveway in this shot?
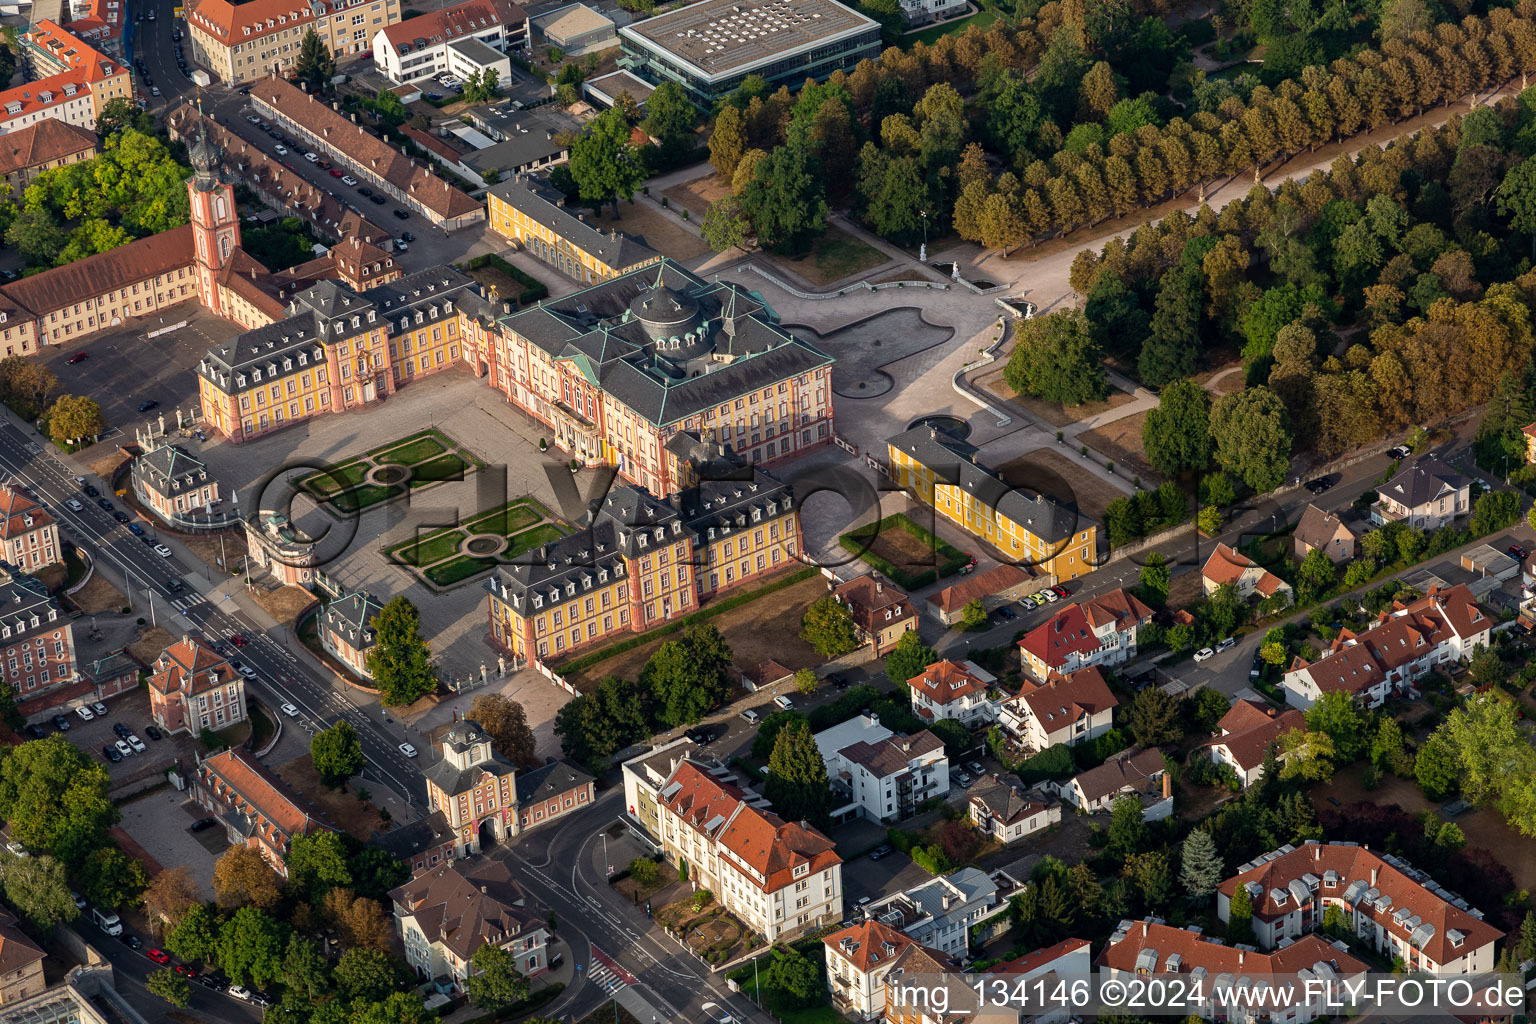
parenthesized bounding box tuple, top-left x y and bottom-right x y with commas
(117, 790, 221, 899)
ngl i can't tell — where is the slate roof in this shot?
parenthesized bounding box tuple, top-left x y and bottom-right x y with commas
(490, 175, 659, 275)
(321, 590, 383, 653)
(498, 260, 831, 428)
(422, 726, 518, 798)
(1379, 455, 1466, 511)
(887, 425, 1087, 544)
(389, 859, 543, 961)
(514, 758, 594, 804)
(136, 444, 211, 499)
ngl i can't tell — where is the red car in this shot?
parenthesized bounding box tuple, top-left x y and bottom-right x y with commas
(329, 168, 343, 177)
(229, 634, 246, 647)
(174, 965, 197, 979)
(147, 949, 169, 964)
(1051, 585, 1070, 599)
(66, 352, 88, 364)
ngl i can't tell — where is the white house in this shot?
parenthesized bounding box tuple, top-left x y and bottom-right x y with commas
(997, 666, 1118, 752)
(1281, 584, 1491, 709)
(966, 774, 1060, 843)
(1017, 588, 1152, 683)
(372, 0, 529, 83)
(1216, 841, 1503, 975)
(867, 867, 1018, 957)
(813, 714, 949, 823)
(1201, 543, 1294, 606)
(822, 918, 930, 1020)
(389, 860, 550, 988)
(1207, 699, 1305, 787)
(1056, 747, 1170, 818)
(908, 659, 996, 727)
(1372, 455, 1470, 529)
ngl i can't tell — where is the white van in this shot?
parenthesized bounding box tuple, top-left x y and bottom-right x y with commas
(772, 695, 794, 711)
(739, 708, 760, 725)
(91, 907, 122, 936)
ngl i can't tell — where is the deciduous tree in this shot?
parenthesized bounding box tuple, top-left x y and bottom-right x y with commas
(1002, 310, 1108, 406)
(467, 694, 537, 767)
(365, 596, 436, 707)
(642, 623, 732, 727)
(212, 846, 283, 912)
(800, 596, 858, 658)
(466, 943, 529, 1012)
(883, 629, 936, 685)
(0, 853, 77, 931)
(568, 107, 644, 219)
(147, 968, 191, 1008)
(1141, 379, 1211, 477)
(1210, 387, 1293, 493)
(311, 720, 365, 788)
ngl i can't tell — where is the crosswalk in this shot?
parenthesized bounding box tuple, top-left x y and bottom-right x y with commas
(585, 959, 627, 994)
(170, 593, 207, 612)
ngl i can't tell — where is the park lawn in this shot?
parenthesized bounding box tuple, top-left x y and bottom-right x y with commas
(389, 529, 464, 567)
(368, 428, 451, 461)
(508, 522, 566, 556)
(330, 484, 402, 513)
(410, 452, 471, 484)
(425, 555, 497, 586)
(908, 3, 995, 45)
(377, 437, 448, 466)
(300, 460, 368, 495)
(465, 502, 542, 536)
(769, 227, 888, 286)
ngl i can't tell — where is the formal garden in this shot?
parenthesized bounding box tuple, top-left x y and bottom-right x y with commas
(295, 428, 483, 513)
(385, 496, 570, 588)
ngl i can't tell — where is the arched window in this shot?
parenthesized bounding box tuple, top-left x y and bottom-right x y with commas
(215, 195, 228, 221)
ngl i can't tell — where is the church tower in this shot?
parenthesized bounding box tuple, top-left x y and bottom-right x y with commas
(185, 125, 241, 318)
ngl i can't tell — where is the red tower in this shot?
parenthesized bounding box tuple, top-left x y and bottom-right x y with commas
(185, 126, 242, 318)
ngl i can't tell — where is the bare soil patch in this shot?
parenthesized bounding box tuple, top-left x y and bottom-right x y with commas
(661, 173, 730, 219)
(1078, 410, 1158, 484)
(764, 227, 889, 287)
(127, 626, 175, 666)
(1167, 569, 1204, 609)
(248, 584, 317, 626)
(70, 571, 126, 615)
(88, 452, 128, 481)
(994, 448, 1125, 524)
(594, 203, 709, 262)
(564, 573, 828, 689)
(276, 753, 392, 843)
(976, 367, 1136, 429)
(180, 531, 245, 575)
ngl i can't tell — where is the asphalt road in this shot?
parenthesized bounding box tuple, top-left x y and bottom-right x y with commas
(132, 0, 196, 113)
(76, 913, 263, 1024)
(0, 417, 428, 804)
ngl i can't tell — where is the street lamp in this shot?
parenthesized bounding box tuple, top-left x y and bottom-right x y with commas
(919, 210, 929, 264)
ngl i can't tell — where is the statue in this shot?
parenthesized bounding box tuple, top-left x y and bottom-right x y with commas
(487, 283, 499, 302)
(480, 663, 487, 684)
(497, 654, 507, 677)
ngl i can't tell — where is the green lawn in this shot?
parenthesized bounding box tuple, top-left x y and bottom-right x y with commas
(465, 503, 542, 536)
(377, 437, 448, 465)
(330, 484, 403, 513)
(301, 461, 368, 495)
(368, 428, 451, 460)
(410, 452, 471, 484)
(425, 556, 497, 586)
(813, 229, 886, 280)
(391, 530, 464, 567)
(508, 522, 566, 557)
(906, 0, 997, 45)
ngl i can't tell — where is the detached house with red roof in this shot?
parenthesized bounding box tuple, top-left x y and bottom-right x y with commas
(655, 758, 842, 941)
(193, 747, 329, 877)
(1099, 918, 1368, 1023)
(148, 633, 247, 736)
(1216, 840, 1503, 974)
(0, 483, 60, 573)
(830, 574, 917, 660)
(908, 659, 996, 727)
(1017, 587, 1152, 683)
(1281, 583, 1491, 709)
(822, 918, 931, 1020)
(997, 665, 1118, 752)
(1201, 543, 1293, 607)
(1207, 698, 1306, 787)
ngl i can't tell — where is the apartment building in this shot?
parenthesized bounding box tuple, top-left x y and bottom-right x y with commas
(132, 444, 221, 526)
(887, 425, 1097, 581)
(908, 659, 995, 727)
(620, 737, 698, 842)
(318, 588, 382, 680)
(487, 471, 801, 663)
(656, 759, 842, 942)
(373, 0, 528, 83)
(487, 176, 661, 285)
(0, 484, 60, 573)
(0, 911, 45, 1006)
(193, 747, 329, 876)
(187, 0, 401, 84)
(1281, 583, 1490, 709)
(5, 21, 132, 134)
(1207, 699, 1305, 787)
(867, 867, 1017, 957)
(390, 860, 549, 985)
(811, 713, 948, 823)
(0, 570, 75, 710)
(148, 633, 246, 736)
(1099, 919, 1368, 1024)
(0, 118, 95, 192)
(1216, 841, 1503, 974)
(1017, 588, 1153, 683)
(997, 665, 1118, 752)
(829, 574, 916, 659)
(821, 918, 929, 1020)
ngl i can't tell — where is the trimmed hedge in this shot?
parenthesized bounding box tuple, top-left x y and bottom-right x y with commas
(463, 252, 549, 305)
(838, 513, 969, 590)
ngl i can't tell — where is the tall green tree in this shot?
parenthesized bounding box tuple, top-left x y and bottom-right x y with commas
(761, 946, 821, 1009)
(467, 693, 537, 768)
(1180, 829, 1224, 904)
(701, 196, 750, 253)
(465, 943, 529, 1012)
(883, 629, 936, 685)
(1227, 882, 1255, 942)
(642, 81, 698, 144)
(1128, 686, 1183, 747)
(741, 141, 827, 254)
(364, 596, 436, 707)
(763, 720, 833, 830)
(218, 907, 289, 988)
(47, 394, 106, 447)
(1210, 387, 1293, 493)
(283, 935, 332, 1000)
(77, 846, 147, 909)
(0, 853, 77, 931)
(166, 904, 220, 965)
(568, 107, 644, 219)
(147, 969, 192, 1008)
(0, 736, 116, 864)
(1002, 310, 1109, 406)
(293, 28, 336, 92)
(311, 721, 365, 788)
(1141, 379, 1212, 476)
(286, 832, 354, 905)
(642, 623, 732, 727)
(800, 595, 858, 658)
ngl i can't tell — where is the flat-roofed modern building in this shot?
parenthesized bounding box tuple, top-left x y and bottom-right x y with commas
(617, 0, 880, 103)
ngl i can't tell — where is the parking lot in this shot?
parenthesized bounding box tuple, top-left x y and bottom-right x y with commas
(43, 687, 197, 780)
(117, 789, 223, 899)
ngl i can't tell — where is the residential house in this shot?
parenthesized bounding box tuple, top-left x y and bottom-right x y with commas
(1293, 503, 1358, 565)
(620, 737, 698, 843)
(390, 859, 550, 988)
(368, 812, 459, 876)
(0, 118, 95, 193)
(132, 444, 220, 527)
(830, 574, 916, 659)
(423, 719, 521, 855)
(318, 589, 383, 680)
(0, 910, 45, 1005)
(9, 22, 131, 133)
(1207, 699, 1306, 787)
(879, 945, 972, 1024)
(0, 485, 60, 573)
(1201, 543, 1293, 606)
(736, 659, 793, 692)
(193, 747, 328, 876)
(812, 714, 948, 823)
(1017, 589, 1152, 683)
(887, 425, 1097, 581)
(867, 867, 1017, 957)
(1099, 919, 1368, 1024)
(1281, 584, 1491, 708)
(924, 564, 1037, 626)
(1373, 455, 1470, 529)
(1056, 748, 1171, 818)
(966, 774, 1060, 843)
(1216, 840, 1503, 974)
(372, 0, 528, 84)
(148, 633, 246, 736)
(997, 666, 1118, 751)
(0, 571, 75, 714)
(187, 0, 403, 84)
(821, 918, 928, 1020)
(908, 659, 995, 727)
(884, 938, 1092, 1024)
(655, 758, 842, 941)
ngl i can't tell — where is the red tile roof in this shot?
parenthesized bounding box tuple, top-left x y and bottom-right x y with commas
(0, 909, 44, 978)
(1019, 588, 1150, 672)
(188, 0, 319, 46)
(832, 574, 914, 636)
(1012, 665, 1118, 733)
(150, 633, 236, 698)
(1098, 919, 1369, 982)
(198, 747, 327, 841)
(659, 760, 748, 841)
(926, 564, 1029, 616)
(716, 803, 840, 894)
(1219, 843, 1503, 965)
(1081, 587, 1153, 630)
(382, 0, 527, 51)
(1202, 542, 1289, 596)
(0, 224, 195, 318)
(1209, 699, 1305, 771)
(992, 937, 1091, 975)
(0, 118, 96, 179)
(0, 484, 53, 540)
(822, 918, 918, 973)
(909, 659, 988, 707)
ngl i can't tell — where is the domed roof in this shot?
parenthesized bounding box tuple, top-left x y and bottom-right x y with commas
(629, 282, 698, 332)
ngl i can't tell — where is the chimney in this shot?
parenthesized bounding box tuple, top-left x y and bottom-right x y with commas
(481, 885, 487, 893)
(1162, 773, 1171, 800)
(875, 581, 883, 594)
(1142, 921, 1148, 937)
(1371, 867, 1378, 886)
(1238, 950, 1245, 966)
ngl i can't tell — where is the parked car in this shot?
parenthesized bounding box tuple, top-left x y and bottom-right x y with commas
(393, 208, 410, 220)
(91, 909, 121, 936)
(91, 702, 107, 716)
(83, 484, 98, 497)
(174, 965, 197, 980)
(144, 725, 162, 740)
(51, 714, 70, 731)
(273, 144, 288, 155)
(773, 695, 794, 711)
(967, 761, 985, 774)
(245, 114, 261, 124)
(199, 975, 227, 992)
(23, 724, 44, 740)
(399, 231, 414, 242)
(154, 544, 172, 557)
(868, 844, 892, 860)
(955, 772, 972, 787)
(993, 606, 1017, 621)
(304, 152, 319, 162)
(1193, 647, 1215, 663)
(229, 634, 246, 647)
(137, 400, 158, 413)
(341, 175, 357, 185)
(121, 934, 142, 950)
(228, 986, 254, 1003)
(147, 949, 170, 965)
(1387, 445, 1411, 460)
(1041, 588, 1060, 603)
(238, 665, 257, 679)
(75, 705, 94, 721)
(1306, 475, 1335, 495)
(66, 352, 88, 364)
(1216, 636, 1238, 652)
(102, 745, 122, 763)
(128, 523, 144, 536)
(684, 727, 716, 744)
(357, 186, 373, 197)
(739, 709, 760, 724)
(1510, 544, 1529, 562)
(190, 819, 216, 832)
(369, 194, 387, 205)
(96, 498, 113, 510)
(1051, 585, 1071, 599)
(114, 512, 130, 524)
(114, 740, 133, 758)
(112, 723, 130, 740)
(127, 734, 146, 753)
